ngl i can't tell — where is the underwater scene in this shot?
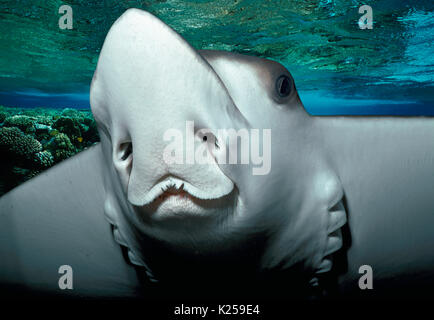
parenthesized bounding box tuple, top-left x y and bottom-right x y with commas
(0, 0, 433, 196)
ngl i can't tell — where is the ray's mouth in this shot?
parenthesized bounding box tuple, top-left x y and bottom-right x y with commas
(155, 183, 194, 202)
(129, 176, 237, 220)
(130, 176, 234, 207)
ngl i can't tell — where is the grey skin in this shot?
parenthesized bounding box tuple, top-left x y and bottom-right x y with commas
(0, 9, 433, 299)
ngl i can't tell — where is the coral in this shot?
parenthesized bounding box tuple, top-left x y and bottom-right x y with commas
(35, 115, 53, 126)
(61, 108, 79, 117)
(52, 116, 82, 145)
(34, 123, 53, 142)
(0, 126, 42, 195)
(9, 166, 40, 185)
(52, 149, 75, 162)
(0, 127, 42, 163)
(32, 150, 54, 169)
(46, 133, 76, 162)
(11, 166, 29, 178)
(0, 111, 8, 123)
(53, 132, 73, 150)
(3, 115, 35, 134)
(82, 120, 99, 144)
(24, 170, 42, 181)
(22, 109, 40, 117)
(0, 106, 100, 196)
(35, 123, 52, 131)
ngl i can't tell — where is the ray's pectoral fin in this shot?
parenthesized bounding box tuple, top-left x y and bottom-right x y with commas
(0, 145, 143, 297)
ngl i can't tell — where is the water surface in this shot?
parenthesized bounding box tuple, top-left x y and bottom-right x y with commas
(0, 0, 432, 114)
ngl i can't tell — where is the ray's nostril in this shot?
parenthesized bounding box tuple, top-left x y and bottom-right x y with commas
(120, 142, 133, 161)
(203, 135, 207, 142)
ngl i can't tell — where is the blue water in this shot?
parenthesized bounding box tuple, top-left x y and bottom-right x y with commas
(1, 90, 433, 116)
(300, 91, 434, 115)
(0, 91, 89, 109)
(0, 1, 433, 115)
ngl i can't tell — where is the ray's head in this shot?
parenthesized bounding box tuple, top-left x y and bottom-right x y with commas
(90, 9, 310, 254)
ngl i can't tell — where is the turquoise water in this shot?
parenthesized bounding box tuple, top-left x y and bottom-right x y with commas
(0, 0, 433, 114)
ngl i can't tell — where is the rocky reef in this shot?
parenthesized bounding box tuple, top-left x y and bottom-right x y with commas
(0, 106, 99, 196)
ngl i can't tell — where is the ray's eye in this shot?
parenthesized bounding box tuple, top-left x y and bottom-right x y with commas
(275, 75, 292, 97)
(120, 142, 133, 161)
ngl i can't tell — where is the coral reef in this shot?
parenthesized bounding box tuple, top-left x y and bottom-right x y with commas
(0, 106, 100, 196)
(0, 111, 8, 123)
(46, 133, 76, 162)
(0, 126, 42, 164)
(0, 106, 9, 123)
(3, 115, 35, 134)
(52, 116, 83, 146)
(33, 150, 54, 169)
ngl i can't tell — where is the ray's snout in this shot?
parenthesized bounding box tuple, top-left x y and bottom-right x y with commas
(90, 9, 237, 213)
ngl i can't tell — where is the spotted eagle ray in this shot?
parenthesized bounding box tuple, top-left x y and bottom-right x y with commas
(0, 9, 433, 299)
